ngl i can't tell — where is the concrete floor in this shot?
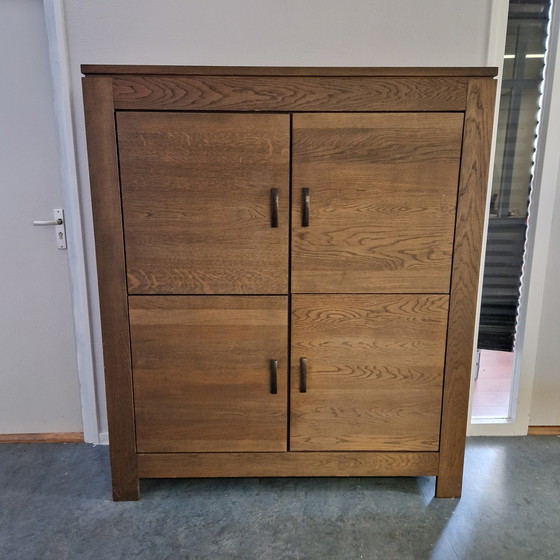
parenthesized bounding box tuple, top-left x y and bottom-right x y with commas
(0, 437, 559, 559)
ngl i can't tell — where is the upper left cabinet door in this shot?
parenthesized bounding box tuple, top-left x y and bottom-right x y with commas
(117, 112, 290, 294)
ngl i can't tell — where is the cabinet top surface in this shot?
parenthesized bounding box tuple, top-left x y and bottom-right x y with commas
(81, 65, 498, 78)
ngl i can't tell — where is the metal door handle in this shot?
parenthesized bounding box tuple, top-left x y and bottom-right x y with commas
(299, 357, 307, 393)
(270, 359, 278, 394)
(271, 188, 279, 228)
(32, 209, 67, 249)
(33, 219, 63, 226)
(302, 188, 309, 227)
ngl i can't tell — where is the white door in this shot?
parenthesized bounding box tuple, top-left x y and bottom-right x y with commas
(0, 0, 82, 436)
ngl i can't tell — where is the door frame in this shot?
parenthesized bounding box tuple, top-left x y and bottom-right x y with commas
(43, 0, 99, 443)
(468, 0, 560, 435)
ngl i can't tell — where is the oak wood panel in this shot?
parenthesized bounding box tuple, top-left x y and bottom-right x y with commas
(527, 426, 560, 436)
(117, 112, 290, 294)
(137, 451, 439, 478)
(437, 78, 497, 498)
(290, 294, 449, 451)
(0, 433, 84, 444)
(130, 296, 288, 452)
(292, 113, 464, 293)
(111, 76, 468, 112)
(82, 77, 139, 501)
(82, 65, 498, 78)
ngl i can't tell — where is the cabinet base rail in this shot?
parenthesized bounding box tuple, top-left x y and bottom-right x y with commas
(137, 451, 439, 478)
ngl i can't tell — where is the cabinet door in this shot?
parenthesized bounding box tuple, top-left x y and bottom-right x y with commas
(130, 296, 288, 452)
(290, 294, 448, 451)
(291, 113, 463, 293)
(117, 112, 290, 294)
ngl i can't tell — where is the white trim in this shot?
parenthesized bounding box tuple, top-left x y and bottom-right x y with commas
(512, 0, 560, 433)
(469, 0, 560, 436)
(43, 0, 100, 444)
(466, 0, 509, 435)
(487, 0, 511, 68)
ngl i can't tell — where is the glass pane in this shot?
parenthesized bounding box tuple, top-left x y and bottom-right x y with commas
(473, 0, 551, 420)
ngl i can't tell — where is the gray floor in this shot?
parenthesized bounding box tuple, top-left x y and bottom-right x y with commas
(0, 437, 559, 559)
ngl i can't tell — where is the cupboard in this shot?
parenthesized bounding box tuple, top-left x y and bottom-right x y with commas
(82, 66, 497, 500)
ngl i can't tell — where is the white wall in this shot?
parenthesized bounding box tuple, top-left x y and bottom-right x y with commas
(63, 0, 496, 436)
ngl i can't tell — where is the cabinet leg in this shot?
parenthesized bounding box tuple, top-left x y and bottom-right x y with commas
(109, 447, 140, 501)
(112, 476, 140, 501)
(435, 471, 463, 498)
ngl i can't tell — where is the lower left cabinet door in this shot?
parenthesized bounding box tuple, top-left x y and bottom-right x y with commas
(129, 296, 288, 452)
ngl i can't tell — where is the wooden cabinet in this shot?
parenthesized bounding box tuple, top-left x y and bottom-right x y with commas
(82, 66, 497, 501)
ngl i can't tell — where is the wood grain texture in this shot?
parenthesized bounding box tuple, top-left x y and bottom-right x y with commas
(82, 77, 139, 501)
(81, 67, 498, 498)
(117, 112, 290, 294)
(527, 426, 560, 435)
(130, 296, 288, 452)
(82, 65, 498, 77)
(111, 76, 468, 112)
(437, 78, 497, 498)
(137, 451, 439, 478)
(292, 113, 464, 293)
(0, 433, 83, 443)
(290, 294, 449, 451)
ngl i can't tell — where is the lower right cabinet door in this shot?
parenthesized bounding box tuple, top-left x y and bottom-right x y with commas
(290, 294, 449, 451)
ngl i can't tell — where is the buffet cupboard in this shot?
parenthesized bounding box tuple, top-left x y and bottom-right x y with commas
(82, 66, 497, 500)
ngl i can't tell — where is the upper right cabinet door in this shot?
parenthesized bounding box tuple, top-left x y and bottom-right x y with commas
(291, 113, 464, 293)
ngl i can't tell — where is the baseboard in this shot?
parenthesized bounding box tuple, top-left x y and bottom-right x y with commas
(0, 432, 84, 444)
(527, 426, 560, 436)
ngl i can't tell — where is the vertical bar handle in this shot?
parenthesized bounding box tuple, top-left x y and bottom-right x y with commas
(271, 188, 279, 228)
(299, 357, 307, 393)
(302, 188, 310, 227)
(270, 359, 278, 394)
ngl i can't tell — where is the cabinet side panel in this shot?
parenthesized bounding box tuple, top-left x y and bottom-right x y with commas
(82, 77, 139, 501)
(437, 78, 497, 498)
